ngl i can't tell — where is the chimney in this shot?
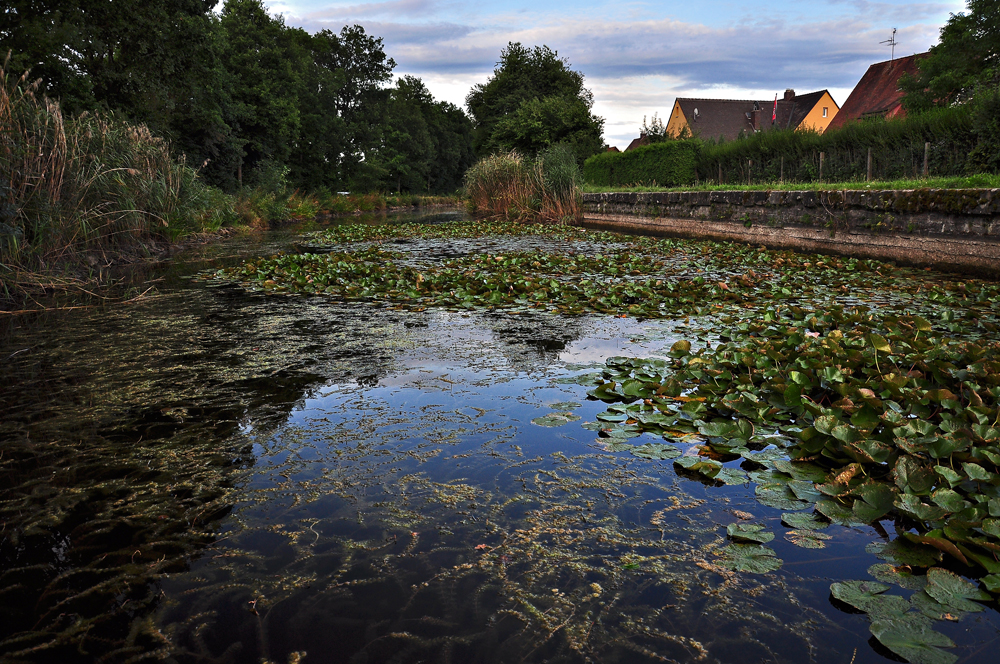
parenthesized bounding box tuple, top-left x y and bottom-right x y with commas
(784, 89, 795, 101)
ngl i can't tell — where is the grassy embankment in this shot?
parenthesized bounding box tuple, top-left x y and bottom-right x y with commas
(0, 62, 458, 305)
(582, 173, 1000, 194)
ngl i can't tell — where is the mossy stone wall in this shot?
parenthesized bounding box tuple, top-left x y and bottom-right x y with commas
(581, 189, 1000, 277)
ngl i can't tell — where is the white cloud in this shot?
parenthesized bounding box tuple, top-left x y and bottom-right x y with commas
(276, 2, 952, 149)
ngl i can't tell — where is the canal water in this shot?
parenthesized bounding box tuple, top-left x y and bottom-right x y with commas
(1, 210, 997, 663)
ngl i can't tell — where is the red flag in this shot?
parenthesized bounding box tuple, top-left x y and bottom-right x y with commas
(772, 94, 777, 125)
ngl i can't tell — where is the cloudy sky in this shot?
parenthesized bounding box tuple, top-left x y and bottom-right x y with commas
(266, 0, 965, 149)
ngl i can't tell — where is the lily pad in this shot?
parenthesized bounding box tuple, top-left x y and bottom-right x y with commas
(727, 523, 774, 544)
(548, 401, 582, 410)
(830, 580, 908, 617)
(869, 615, 957, 664)
(781, 512, 830, 531)
(531, 412, 581, 427)
(867, 540, 943, 568)
(785, 529, 832, 549)
(716, 544, 783, 573)
(923, 567, 991, 613)
(630, 443, 682, 461)
(868, 563, 927, 590)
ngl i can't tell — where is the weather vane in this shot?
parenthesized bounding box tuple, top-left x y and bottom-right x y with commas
(881, 28, 898, 61)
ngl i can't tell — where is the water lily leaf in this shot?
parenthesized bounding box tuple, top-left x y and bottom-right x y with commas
(727, 523, 774, 543)
(785, 529, 832, 548)
(990, 498, 1000, 517)
(868, 563, 928, 590)
(788, 479, 822, 502)
(924, 567, 991, 613)
(870, 334, 892, 353)
(596, 411, 629, 423)
(674, 455, 722, 478)
(931, 489, 969, 513)
(716, 544, 782, 573)
(815, 496, 865, 526)
(580, 421, 604, 431)
(895, 494, 951, 522)
(962, 462, 996, 482)
(630, 443, 682, 461)
(555, 372, 603, 385)
(715, 467, 750, 485)
(903, 532, 969, 566)
(756, 484, 807, 510)
(982, 574, 1000, 593)
(894, 455, 936, 495)
(869, 615, 957, 664)
(548, 401, 581, 410)
(669, 339, 691, 356)
(605, 441, 636, 452)
(772, 459, 828, 482)
(910, 589, 959, 621)
(781, 512, 830, 531)
(852, 482, 897, 522)
(531, 413, 581, 427)
(933, 465, 964, 488)
(984, 518, 1000, 537)
(867, 539, 943, 567)
(830, 580, 908, 617)
(698, 420, 736, 437)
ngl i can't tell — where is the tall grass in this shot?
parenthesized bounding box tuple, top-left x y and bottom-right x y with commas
(464, 146, 581, 223)
(0, 56, 244, 292)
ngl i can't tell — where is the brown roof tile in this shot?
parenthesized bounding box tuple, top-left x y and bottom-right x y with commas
(675, 91, 831, 141)
(827, 54, 926, 130)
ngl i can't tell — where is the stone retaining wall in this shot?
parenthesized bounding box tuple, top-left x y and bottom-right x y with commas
(581, 190, 1000, 277)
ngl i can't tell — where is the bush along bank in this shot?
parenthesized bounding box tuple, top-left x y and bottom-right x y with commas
(584, 103, 989, 189)
(464, 146, 582, 224)
(583, 141, 699, 188)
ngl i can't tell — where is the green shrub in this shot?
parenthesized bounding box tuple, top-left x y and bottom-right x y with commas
(583, 141, 699, 187)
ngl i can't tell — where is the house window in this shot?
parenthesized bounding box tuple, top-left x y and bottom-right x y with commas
(822, 107, 828, 117)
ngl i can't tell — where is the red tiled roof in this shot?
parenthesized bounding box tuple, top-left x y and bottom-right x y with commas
(827, 54, 926, 130)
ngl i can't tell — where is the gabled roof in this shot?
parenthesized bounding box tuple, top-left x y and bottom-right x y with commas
(625, 135, 650, 151)
(673, 91, 832, 141)
(827, 54, 926, 130)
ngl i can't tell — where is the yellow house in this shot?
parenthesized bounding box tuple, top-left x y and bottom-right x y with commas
(664, 89, 839, 141)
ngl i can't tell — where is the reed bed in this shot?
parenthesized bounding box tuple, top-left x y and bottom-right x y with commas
(464, 146, 582, 223)
(0, 56, 240, 299)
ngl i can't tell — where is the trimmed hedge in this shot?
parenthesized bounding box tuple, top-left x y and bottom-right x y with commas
(583, 141, 698, 187)
(698, 104, 976, 185)
(584, 103, 991, 188)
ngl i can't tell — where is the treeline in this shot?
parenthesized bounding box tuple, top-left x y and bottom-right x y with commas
(1, 0, 475, 194)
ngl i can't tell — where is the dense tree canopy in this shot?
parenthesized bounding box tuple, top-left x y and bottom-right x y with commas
(0, 0, 473, 193)
(466, 43, 604, 164)
(901, 0, 1000, 111)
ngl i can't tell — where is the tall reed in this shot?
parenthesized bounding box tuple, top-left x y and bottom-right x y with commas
(464, 148, 581, 223)
(0, 55, 226, 278)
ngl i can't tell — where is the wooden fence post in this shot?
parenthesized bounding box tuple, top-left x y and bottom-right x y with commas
(923, 142, 930, 178)
(718, 163, 722, 185)
(819, 152, 824, 182)
(867, 148, 872, 182)
(748, 159, 752, 186)
(780, 156, 784, 184)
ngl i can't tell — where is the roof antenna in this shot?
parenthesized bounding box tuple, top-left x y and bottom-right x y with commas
(880, 28, 897, 61)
